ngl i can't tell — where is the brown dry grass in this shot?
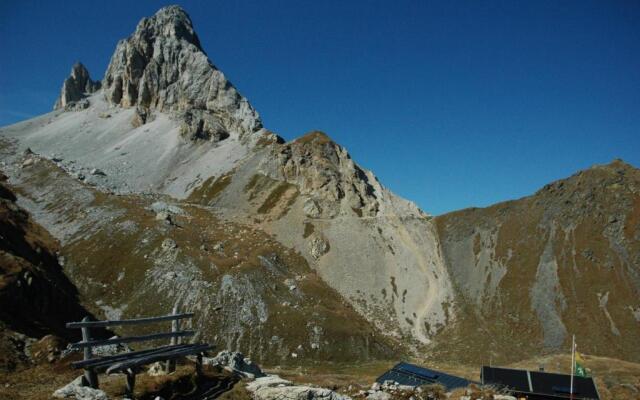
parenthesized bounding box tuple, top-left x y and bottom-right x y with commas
(257, 181, 298, 214)
(217, 379, 253, 400)
(303, 222, 315, 238)
(0, 360, 235, 400)
(266, 360, 395, 388)
(292, 131, 334, 146)
(264, 353, 640, 400)
(0, 358, 79, 400)
(187, 173, 233, 204)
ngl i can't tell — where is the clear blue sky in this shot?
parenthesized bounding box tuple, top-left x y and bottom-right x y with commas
(1, 1, 639, 215)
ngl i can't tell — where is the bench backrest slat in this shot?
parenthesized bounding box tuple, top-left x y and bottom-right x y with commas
(71, 343, 196, 369)
(66, 312, 194, 329)
(70, 330, 195, 349)
(105, 344, 213, 375)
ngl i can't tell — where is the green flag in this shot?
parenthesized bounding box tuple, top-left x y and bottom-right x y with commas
(575, 352, 588, 377)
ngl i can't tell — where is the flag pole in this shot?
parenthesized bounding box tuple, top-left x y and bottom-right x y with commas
(570, 334, 575, 400)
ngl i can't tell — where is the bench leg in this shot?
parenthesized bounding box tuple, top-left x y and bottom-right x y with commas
(125, 369, 136, 398)
(83, 368, 99, 389)
(166, 358, 176, 373)
(196, 353, 203, 377)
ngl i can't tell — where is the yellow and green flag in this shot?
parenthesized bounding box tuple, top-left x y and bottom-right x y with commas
(575, 352, 588, 377)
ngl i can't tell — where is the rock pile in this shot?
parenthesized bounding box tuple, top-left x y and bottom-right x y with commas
(203, 350, 265, 379)
(353, 381, 516, 400)
(52, 376, 108, 400)
(247, 375, 350, 400)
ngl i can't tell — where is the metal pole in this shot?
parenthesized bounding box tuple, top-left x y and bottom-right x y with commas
(570, 334, 575, 400)
(81, 316, 99, 388)
(166, 305, 179, 373)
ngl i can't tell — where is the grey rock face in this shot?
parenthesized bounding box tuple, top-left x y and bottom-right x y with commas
(53, 63, 101, 110)
(309, 235, 329, 259)
(203, 350, 265, 378)
(247, 375, 351, 400)
(102, 5, 262, 140)
(259, 131, 380, 218)
(52, 376, 109, 400)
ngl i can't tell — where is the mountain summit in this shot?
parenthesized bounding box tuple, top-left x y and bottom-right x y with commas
(102, 5, 262, 140)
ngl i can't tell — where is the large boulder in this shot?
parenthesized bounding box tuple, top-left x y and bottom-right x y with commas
(52, 376, 109, 400)
(247, 375, 350, 400)
(203, 350, 265, 379)
(246, 375, 293, 391)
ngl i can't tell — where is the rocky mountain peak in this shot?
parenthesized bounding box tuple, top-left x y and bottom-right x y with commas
(536, 159, 639, 199)
(133, 5, 202, 50)
(101, 5, 262, 140)
(592, 158, 637, 175)
(53, 62, 100, 110)
(258, 130, 382, 218)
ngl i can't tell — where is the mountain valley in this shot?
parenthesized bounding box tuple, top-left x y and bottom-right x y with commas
(0, 5, 638, 400)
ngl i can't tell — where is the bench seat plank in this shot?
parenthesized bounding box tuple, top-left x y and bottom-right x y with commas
(71, 343, 197, 370)
(105, 343, 213, 374)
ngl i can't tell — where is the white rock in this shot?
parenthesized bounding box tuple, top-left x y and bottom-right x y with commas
(53, 376, 109, 400)
(155, 211, 171, 222)
(303, 198, 322, 218)
(150, 201, 184, 215)
(253, 385, 350, 400)
(246, 375, 293, 392)
(309, 236, 329, 259)
(147, 361, 167, 376)
(248, 375, 350, 400)
(203, 350, 265, 379)
(367, 392, 390, 400)
(161, 238, 177, 250)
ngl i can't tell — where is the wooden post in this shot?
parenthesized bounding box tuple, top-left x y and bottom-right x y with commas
(196, 353, 203, 377)
(81, 316, 99, 388)
(166, 305, 179, 373)
(125, 369, 136, 398)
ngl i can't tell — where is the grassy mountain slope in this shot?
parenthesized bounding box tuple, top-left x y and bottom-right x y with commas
(0, 138, 400, 365)
(0, 172, 105, 371)
(434, 160, 640, 364)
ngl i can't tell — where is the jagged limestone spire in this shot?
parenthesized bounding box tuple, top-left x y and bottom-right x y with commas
(53, 62, 100, 110)
(101, 5, 262, 141)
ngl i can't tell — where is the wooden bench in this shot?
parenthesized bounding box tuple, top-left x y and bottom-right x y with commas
(66, 306, 214, 397)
